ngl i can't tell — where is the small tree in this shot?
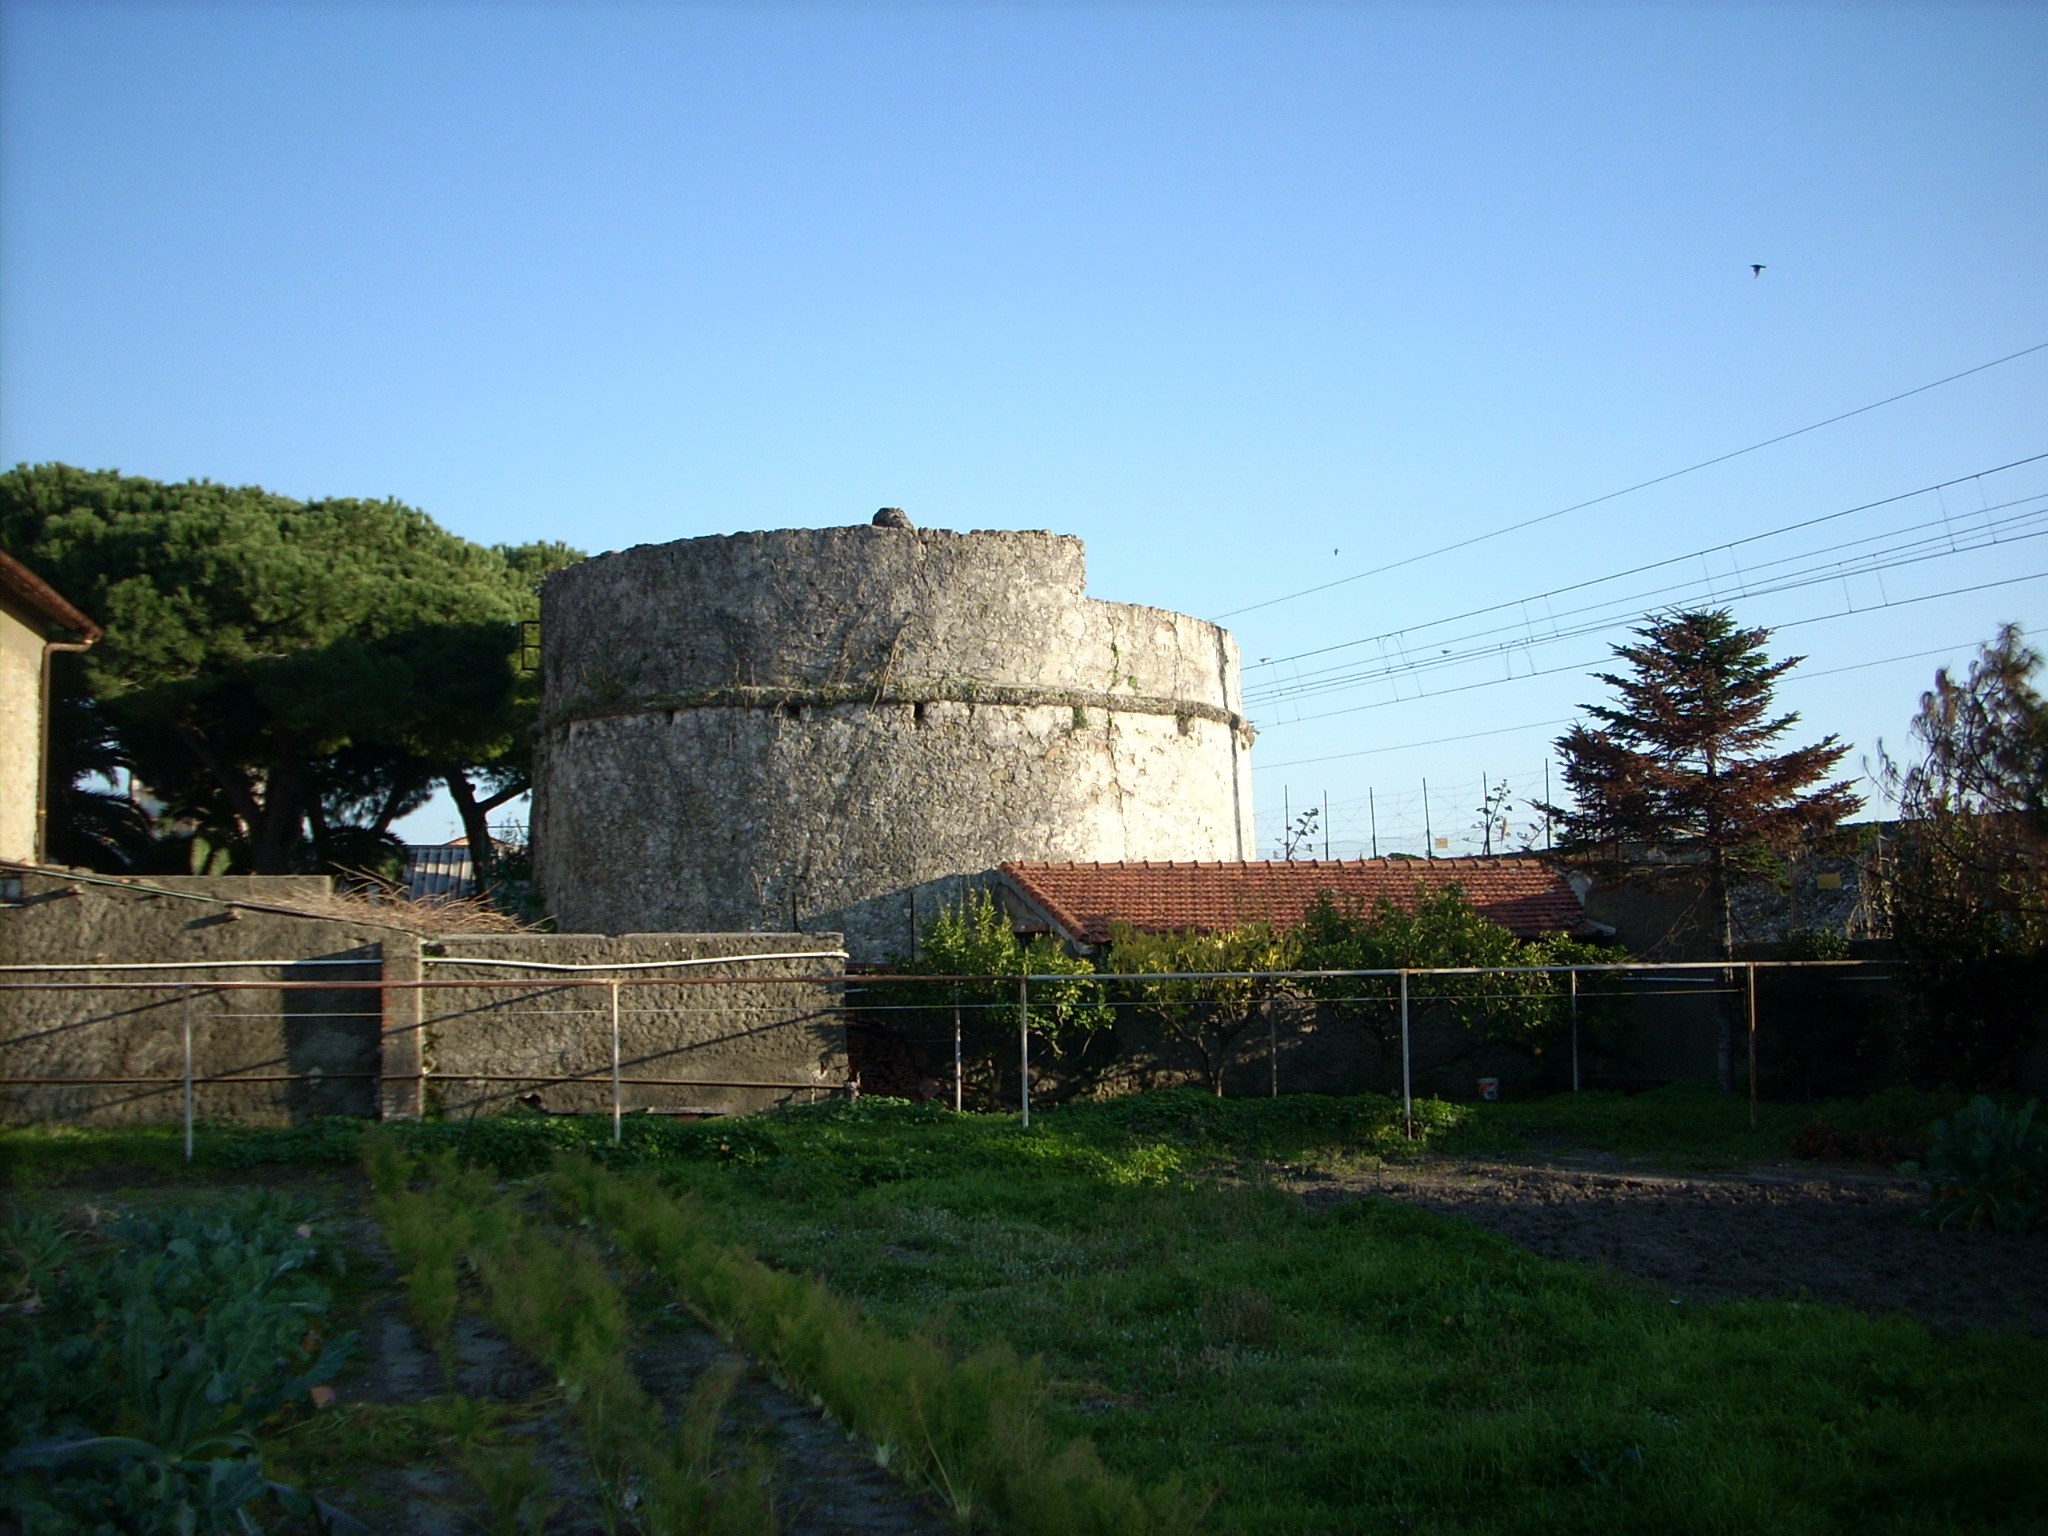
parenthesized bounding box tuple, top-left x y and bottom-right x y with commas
(1876, 624, 2048, 1087)
(1541, 609, 1861, 1087)
(1296, 887, 1613, 1091)
(1107, 923, 1301, 1096)
(866, 891, 1108, 1104)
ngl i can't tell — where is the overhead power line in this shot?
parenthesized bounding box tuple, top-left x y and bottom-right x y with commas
(1258, 637, 1999, 771)
(1261, 717, 1575, 771)
(1214, 340, 2048, 622)
(1247, 490, 2048, 708)
(1261, 569, 2048, 726)
(1246, 452, 2048, 681)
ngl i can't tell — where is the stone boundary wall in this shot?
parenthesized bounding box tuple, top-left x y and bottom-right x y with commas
(0, 868, 847, 1125)
(413, 933, 847, 1119)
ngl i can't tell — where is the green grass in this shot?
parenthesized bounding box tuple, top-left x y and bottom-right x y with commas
(621, 1097, 2043, 1536)
(1446, 1081, 1970, 1168)
(7, 1089, 2039, 1534)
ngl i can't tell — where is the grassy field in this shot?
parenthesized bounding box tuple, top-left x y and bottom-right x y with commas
(4, 1087, 2042, 1535)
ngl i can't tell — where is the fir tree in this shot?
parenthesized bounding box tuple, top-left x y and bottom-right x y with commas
(1541, 610, 1861, 1086)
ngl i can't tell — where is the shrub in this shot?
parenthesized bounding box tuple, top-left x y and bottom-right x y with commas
(1911, 1096, 2047, 1232)
(0, 1192, 360, 1533)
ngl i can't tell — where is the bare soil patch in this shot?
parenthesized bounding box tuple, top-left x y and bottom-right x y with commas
(1298, 1159, 2048, 1335)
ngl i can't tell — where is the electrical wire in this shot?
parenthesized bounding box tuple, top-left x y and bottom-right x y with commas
(1244, 452, 2047, 681)
(1260, 569, 2048, 726)
(1248, 496, 2048, 707)
(1257, 635, 2003, 773)
(1214, 341, 2048, 621)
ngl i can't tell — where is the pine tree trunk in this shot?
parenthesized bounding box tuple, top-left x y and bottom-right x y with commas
(446, 769, 496, 890)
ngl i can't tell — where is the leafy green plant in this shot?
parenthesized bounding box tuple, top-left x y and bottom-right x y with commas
(1, 1192, 359, 1534)
(1106, 923, 1300, 1097)
(1911, 1095, 2047, 1232)
(868, 890, 1111, 1094)
(1291, 887, 1619, 1087)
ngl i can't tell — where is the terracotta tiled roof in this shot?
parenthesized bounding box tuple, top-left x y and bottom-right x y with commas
(998, 858, 1584, 944)
(0, 550, 100, 641)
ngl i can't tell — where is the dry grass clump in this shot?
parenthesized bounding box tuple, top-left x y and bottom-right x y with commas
(276, 884, 534, 934)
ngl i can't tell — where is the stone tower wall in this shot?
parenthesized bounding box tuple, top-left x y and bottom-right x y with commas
(532, 525, 1254, 958)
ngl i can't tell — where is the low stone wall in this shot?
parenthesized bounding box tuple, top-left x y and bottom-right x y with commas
(0, 869, 397, 1124)
(413, 933, 848, 1118)
(0, 867, 848, 1125)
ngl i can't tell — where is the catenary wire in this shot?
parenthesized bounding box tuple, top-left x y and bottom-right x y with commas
(1247, 497, 2048, 707)
(1213, 342, 2048, 621)
(1243, 452, 2047, 681)
(1259, 569, 2048, 726)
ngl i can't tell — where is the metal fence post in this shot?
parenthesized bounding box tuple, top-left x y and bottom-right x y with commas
(181, 987, 194, 1162)
(1018, 974, 1030, 1128)
(1569, 970, 1580, 1093)
(610, 979, 622, 1145)
(1400, 971, 1413, 1140)
(1268, 988, 1278, 1098)
(1746, 963, 1759, 1131)
(952, 984, 963, 1114)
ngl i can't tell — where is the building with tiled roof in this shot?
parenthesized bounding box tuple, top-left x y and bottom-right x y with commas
(1, 550, 101, 863)
(996, 856, 1589, 947)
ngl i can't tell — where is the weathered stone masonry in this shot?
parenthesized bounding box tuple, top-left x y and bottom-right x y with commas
(533, 525, 1256, 959)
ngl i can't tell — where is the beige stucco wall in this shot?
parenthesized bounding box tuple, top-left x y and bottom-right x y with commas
(0, 596, 46, 864)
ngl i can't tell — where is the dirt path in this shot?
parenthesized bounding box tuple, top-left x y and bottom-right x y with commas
(1297, 1159, 2048, 1335)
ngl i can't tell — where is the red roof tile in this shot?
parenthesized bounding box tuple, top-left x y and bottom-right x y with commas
(998, 857, 1583, 943)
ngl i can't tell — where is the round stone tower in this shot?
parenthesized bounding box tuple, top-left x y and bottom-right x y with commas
(531, 522, 1255, 958)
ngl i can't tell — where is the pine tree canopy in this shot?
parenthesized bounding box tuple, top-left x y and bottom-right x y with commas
(1547, 609, 1862, 865)
(0, 462, 583, 876)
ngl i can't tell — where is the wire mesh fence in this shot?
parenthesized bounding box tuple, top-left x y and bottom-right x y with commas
(2, 957, 1895, 1154)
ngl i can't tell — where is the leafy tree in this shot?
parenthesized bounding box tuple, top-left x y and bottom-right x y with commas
(1540, 609, 1861, 1086)
(0, 464, 581, 877)
(1106, 923, 1301, 1096)
(1294, 886, 1614, 1092)
(864, 890, 1108, 1104)
(1876, 624, 2048, 1088)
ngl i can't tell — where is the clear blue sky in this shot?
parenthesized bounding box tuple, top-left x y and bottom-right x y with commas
(4, 1, 2044, 856)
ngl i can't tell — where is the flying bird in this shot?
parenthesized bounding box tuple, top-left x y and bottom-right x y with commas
(1752, 264, 1766, 278)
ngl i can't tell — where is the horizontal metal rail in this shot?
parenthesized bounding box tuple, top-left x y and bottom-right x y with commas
(0, 958, 1886, 993)
(418, 952, 847, 972)
(0, 1073, 828, 1090)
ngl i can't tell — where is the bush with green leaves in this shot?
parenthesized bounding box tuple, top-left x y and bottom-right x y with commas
(1283, 886, 1620, 1092)
(865, 890, 1110, 1091)
(1911, 1095, 2047, 1232)
(1, 1192, 359, 1534)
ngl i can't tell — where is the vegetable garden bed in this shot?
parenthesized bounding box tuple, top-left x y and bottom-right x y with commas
(5, 1089, 2045, 1535)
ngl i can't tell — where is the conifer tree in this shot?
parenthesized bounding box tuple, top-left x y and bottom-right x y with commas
(1540, 610, 1861, 1086)
(0, 463, 581, 877)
